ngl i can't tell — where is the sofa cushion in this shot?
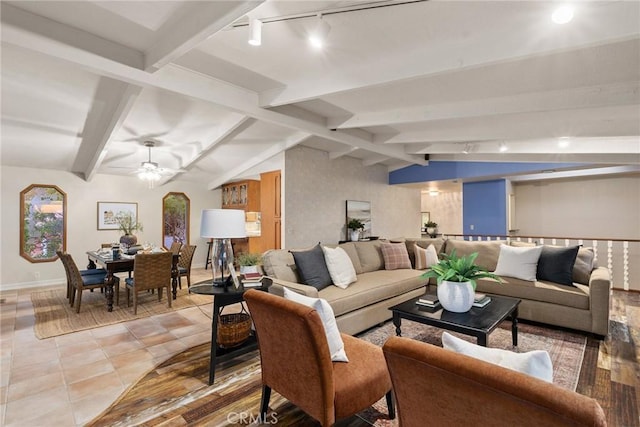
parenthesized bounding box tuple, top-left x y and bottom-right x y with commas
(290, 244, 333, 290)
(442, 332, 553, 382)
(283, 287, 348, 362)
(537, 245, 580, 286)
(414, 244, 439, 270)
(380, 242, 412, 270)
(475, 276, 589, 310)
(337, 242, 364, 274)
(354, 240, 385, 273)
(322, 246, 357, 289)
(262, 249, 300, 283)
(494, 244, 543, 282)
(573, 247, 595, 285)
(318, 269, 426, 317)
(443, 239, 505, 271)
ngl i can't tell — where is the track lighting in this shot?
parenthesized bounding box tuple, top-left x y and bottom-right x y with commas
(309, 14, 331, 49)
(499, 142, 508, 152)
(462, 144, 472, 154)
(558, 137, 571, 148)
(248, 18, 262, 46)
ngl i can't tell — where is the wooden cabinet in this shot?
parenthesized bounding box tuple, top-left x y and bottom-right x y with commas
(222, 180, 260, 211)
(260, 170, 282, 250)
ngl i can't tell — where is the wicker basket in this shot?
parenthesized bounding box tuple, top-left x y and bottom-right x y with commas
(217, 312, 251, 348)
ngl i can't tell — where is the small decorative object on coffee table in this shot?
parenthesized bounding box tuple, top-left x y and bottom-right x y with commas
(422, 250, 501, 313)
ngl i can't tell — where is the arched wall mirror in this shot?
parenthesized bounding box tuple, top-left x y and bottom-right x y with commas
(162, 192, 190, 250)
(20, 184, 67, 262)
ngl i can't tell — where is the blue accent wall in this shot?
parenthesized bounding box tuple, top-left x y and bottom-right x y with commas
(463, 180, 507, 235)
(389, 161, 585, 184)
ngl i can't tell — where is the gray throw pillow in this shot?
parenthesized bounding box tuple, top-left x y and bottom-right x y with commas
(290, 244, 332, 290)
(536, 245, 580, 286)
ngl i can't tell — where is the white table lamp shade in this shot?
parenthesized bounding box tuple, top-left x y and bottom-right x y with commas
(200, 209, 247, 239)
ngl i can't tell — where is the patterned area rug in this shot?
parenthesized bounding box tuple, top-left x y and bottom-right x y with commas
(31, 285, 212, 339)
(88, 320, 586, 426)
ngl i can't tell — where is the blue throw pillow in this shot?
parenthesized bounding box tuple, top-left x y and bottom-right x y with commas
(536, 245, 580, 286)
(290, 244, 333, 291)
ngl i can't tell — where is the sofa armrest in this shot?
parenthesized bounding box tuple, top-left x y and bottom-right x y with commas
(588, 266, 611, 336)
(268, 277, 319, 298)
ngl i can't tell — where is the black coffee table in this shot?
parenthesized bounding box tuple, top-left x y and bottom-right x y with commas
(389, 291, 521, 347)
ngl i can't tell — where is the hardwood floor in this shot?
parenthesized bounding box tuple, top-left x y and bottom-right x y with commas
(577, 289, 640, 426)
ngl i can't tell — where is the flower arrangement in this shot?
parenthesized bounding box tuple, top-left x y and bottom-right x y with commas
(116, 212, 143, 235)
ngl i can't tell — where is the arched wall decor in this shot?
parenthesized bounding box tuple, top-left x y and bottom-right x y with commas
(162, 192, 190, 250)
(20, 184, 67, 262)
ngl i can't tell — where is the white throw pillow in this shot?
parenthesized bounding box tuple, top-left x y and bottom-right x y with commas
(322, 246, 357, 289)
(493, 244, 543, 281)
(414, 243, 439, 270)
(283, 287, 349, 362)
(442, 332, 553, 382)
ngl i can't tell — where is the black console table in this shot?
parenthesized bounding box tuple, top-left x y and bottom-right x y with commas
(189, 278, 271, 385)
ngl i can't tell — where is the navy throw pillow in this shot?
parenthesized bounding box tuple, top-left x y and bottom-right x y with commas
(290, 244, 332, 290)
(536, 245, 580, 286)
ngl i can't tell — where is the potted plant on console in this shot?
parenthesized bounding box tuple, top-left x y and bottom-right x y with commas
(347, 218, 365, 242)
(425, 220, 438, 237)
(422, 250, 501, 312)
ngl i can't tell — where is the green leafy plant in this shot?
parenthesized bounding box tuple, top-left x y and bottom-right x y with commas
(116, 212, 143, 235)
(421, 249, 501, 290)
(425, 221, 438, 228)
(237, 252, 262, 266)
(347, 218, 365, 230)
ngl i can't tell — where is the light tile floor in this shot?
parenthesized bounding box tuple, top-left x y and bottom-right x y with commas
(0, 269, 216, 426)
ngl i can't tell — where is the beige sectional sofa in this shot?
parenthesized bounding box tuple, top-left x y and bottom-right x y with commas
(262, 240, 426, 335)
(262, 237, 611, 338)
(405, 237, 610, 337)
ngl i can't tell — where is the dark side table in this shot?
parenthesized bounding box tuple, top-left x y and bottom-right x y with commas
(190, 278, 271, 385)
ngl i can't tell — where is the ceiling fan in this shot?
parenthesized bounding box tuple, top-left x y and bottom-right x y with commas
(136, 141, 174, 188)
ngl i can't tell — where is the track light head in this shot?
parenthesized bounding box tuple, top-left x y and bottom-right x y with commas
(248, 18, 262, 46)
(309, 14, 331, 49)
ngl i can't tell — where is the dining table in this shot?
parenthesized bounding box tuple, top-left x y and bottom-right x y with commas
(86, 250, 180, 312)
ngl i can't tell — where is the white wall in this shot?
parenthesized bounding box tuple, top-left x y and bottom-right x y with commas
(1, 166, 219, 289)
(514, 175, 640, 239)
(284, 146, 421, 248)
(421, 191, 463, 235)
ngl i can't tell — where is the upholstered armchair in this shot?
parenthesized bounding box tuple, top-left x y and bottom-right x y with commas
(244, 289, 395, 426)
(383, 336, 606, 427)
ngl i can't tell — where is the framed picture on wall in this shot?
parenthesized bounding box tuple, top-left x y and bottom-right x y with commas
(97, 202, 138, 230)
(346, 200, 372, 237)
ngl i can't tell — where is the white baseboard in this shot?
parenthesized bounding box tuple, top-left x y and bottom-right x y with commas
(1, 277, 65, 292)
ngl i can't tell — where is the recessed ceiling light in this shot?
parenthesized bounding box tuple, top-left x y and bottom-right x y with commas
(552, 5, 574, 24)
(429, 190, 439, 197)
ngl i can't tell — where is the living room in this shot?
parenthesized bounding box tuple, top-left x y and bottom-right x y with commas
(1, 1, 639, 426)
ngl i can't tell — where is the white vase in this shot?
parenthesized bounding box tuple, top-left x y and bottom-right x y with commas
(240, 265, 259, 275)
(437, 280, 475, 312)
(350, 230, 360, 241)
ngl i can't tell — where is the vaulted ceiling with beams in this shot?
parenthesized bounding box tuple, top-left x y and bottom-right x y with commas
(2, 0, 639, 190)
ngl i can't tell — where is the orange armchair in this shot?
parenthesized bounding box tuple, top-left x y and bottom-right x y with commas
(383, 336, 606, 427)
(244, 289, 395, 426)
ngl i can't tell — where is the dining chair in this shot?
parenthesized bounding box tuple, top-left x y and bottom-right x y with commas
(125, 252, 172, 314)
(57, 251, 108, 302)
(58, 252, 118, 313)
(169, 241, 182, 255)
(243, 289, 394, 426)
(177, 244, 197, 288)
